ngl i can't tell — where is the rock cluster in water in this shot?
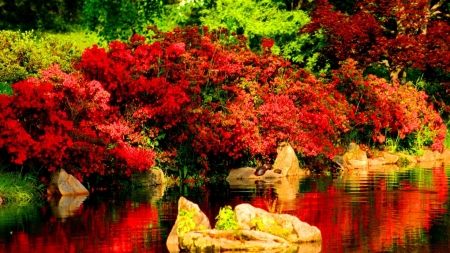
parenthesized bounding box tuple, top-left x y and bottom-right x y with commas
(334, 142, 450, 170)
(166, 197, 322, 253)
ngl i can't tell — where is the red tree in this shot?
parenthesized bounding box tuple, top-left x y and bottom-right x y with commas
(303, 0, 450, 81)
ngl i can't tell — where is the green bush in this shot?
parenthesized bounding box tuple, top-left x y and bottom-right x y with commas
(199, 0, 320, 67)
(215, 205, 239, 230)
(0, 30, 82, 92)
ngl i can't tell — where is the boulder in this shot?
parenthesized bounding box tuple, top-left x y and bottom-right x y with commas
(178, 230, 321, 253)
(342, 143, 368, 169)
(272, 142, 305, 176)
(47, 169, 89, 196)
(166, 197, 211, 251)
(368, 158, 384, 167)
(378, 151, 399, 164)
(397, 152, 417, 164)
(234, 203, 322, 243)
(441, 148, 450, 162)
(416, 149, 436, 163)
(226, 167, 284, 182)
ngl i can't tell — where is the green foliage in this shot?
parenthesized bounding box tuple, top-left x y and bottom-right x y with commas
(250, 216, 290, 239)
(0, 30, 81, 88)
(200, 0, 315, 64)
(83, 0, 164, 42)
(215, 205, 239, 230)
(176, 208, 197, 235)
(0, 81, 12, 96)
(404, 126, 435, 156)
(0, 165, 44, 205)
(154, 0, 214, 30)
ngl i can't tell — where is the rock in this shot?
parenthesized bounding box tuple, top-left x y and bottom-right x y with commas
(416, 149, 436, 163)
(48, 195, 88, 219)
(397, 152, 417, 164)
(234, 203, 322, 243)
(227, 167, 284, 183)
(47, 169, 89, 196)
(272, 142, 305, 176)
(379, 151, 399, 164)
(342, 143, 368, 169)
(368, 158, 384, 167)
(178, 229, 313, 253)
(166, 197, 211, 251)
(133, 169, 166, 186)
(441, 148, 450, 161)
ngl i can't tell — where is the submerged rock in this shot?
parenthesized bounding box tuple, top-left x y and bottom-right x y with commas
(47, 169, 89, 196)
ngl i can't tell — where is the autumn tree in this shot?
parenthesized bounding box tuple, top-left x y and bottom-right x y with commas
(302, 0, 450, 82)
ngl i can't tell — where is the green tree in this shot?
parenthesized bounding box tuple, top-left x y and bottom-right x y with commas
(83, 0, 164, 41)
(199, 0, 324, 70)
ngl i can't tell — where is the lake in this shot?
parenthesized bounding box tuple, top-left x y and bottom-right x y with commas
(1, 164, 450, 252)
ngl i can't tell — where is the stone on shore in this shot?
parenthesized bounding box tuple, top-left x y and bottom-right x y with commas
(47, 169, 89, 196)
(272, 142, 305, 176)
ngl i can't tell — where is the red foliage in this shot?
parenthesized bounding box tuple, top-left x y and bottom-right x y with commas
(0, 65, 156, 181)
(334, 59, 446, 151)
(76, 26, 352, 164)
(0, 26, 447, 179)
(303, 0, 450, 79)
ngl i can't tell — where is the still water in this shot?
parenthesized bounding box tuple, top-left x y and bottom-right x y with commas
(1, 165, 450, 253)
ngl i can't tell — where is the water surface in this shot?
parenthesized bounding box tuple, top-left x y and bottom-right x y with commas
(1, 165, 450, 252)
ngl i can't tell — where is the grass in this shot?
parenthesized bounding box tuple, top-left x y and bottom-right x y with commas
(0, 168, 44, 205)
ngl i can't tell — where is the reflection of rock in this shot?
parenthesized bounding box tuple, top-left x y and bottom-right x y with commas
(166, 197, 211, 252)
(273, 142, 305, 176)
(235, 203, 322, 243)
(226, 168, 301, 203)
(47, 169, 89, 196)
(48, 195, 88, 218)
(169, 198, 322, 253)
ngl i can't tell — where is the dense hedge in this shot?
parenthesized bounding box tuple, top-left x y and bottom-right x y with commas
(0, 27, 446, 182)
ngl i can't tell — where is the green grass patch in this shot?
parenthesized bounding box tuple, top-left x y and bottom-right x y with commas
(0, 169, 44, 205)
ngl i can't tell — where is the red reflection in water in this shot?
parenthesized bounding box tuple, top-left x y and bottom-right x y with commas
(0, 168, 448, 253)
(0, 201, 162, 253)
(292, 167, 449, 253)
